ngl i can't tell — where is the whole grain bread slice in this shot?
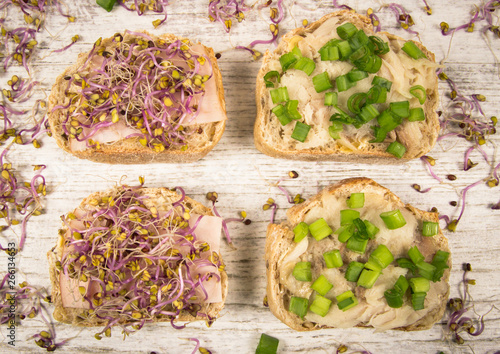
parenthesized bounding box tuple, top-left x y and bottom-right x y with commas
(48, 31, 226, 164)
(265, 177, 450, 331)
(47, 186, 228, 326)
(255, 11, 440, 162)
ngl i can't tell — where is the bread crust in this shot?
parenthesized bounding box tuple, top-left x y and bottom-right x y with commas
(265, 177, 450, 331)
(254, 11, 440, 162)
(48, 32, 226, 164)
(47, 187, 228, 326)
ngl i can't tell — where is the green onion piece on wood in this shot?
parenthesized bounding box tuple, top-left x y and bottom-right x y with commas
(96, 0, 117, 12)
(256, 333, 279, 354)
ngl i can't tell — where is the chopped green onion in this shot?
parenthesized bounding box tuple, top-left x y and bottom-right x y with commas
(416, 260, 436, 280)
(346, 234, 368, 253)
(328, 124, 342, 139)
(347, 69, 369, 82)
(309, 218, 333, 241)
(384, 288, 404, 308)
(394, 275, 409, 294)
(323, 249, 343, 268)
(380, 209, 407, 229)
(335, 74, 356, 92)
(337, 224, 354, 243)
(377, 110, 401, 131)
(289, 296, 309, 319)
(408, 245, 425, 264)
(348, 30, 370, 50)
(390, 101, 410, 118)
(325, 92, 338, 106)
(366, 85, 387, 104)
(411, 292, 426, 310)
(410, 85, 427, 104)
(285, 100, 302, 120)
(372, 76, 392, 91)
(431, 250, 450, 282)
(369, 36, 390, 55)
(369, 126, 388, 143)
(408, 107, 425, 122)
(345, 261, 364, 282)
(337, 40, 353, 60)
(349, 45, 371, 62)
(337, 22, 358, 39)
(369, 244, 394, 269)
(331, 106, 354, 125)
(353, 218, 369, 239)
(397, 257, 418, 275)
(309, 295, 332, 317)
(291, 122, 311, 142)
(272, 105, 292, 126)
(319, 46, 340, 61)
(402, 41, 427, 60)
(359, 104, 380, 123)
(422, 221, 439, 237)
(409, 277, 430, 293)
(364, 257, 382, 272)
(96, 0, 117, 12)
(363, 220, 379, 238)
(312, 72, 333, 93)
(336, 290, 358, 311)
(256, 333, 279, 354)
(311, 274, 333, 296)
(293, 222, 309, 242)
(294, 57, 316, 76)
(292, 262, 312, 282)
(270, 87, 289, 104)
(279, 52, 298, 71)
(263, 71, 281, 88)
(291, 45, 302, 58)
(347, 93, 367, 114)
(386, 141, 406, 158)
(346, 193, 364, 208)
(354, 54, 382, 73)
(357, 269, 380, 288)
(340, 209, 360, 225)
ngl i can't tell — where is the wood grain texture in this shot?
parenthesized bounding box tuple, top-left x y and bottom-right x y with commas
(0, 1, 499, 353)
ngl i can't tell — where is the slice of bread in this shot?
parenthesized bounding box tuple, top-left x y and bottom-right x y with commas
(255, 11, 440, 161)
(48, 31, 226, 164)
(265, 177, 450, 331)
(47, 186, 228, 327)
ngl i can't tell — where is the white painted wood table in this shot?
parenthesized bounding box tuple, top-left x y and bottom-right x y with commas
(0, 0, 499, 353)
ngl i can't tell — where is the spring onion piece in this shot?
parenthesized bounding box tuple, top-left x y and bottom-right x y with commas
(323, 250, 343, 268)
(292, 262, 312, 282)
(349, 45, 371, 62)
(347, 69, 369, 82)
(256, 333, 279, 354)
(270, 87, 289, 104)
(366, 86, 387, 104)
(357, 269, 380, 288)
(390, 101, 410, 118)
(354, 54, 382, 73)
(348, 30, 370, 50)
(408, 107, 425, 122)
(309, 295, 332, 317)
(359, 104, 379, 123)
(294, 57, 316, 76)
(353, 218, 369, 239)
(325, 92, 338, 106)
(408, 246, 425, 265)
(289, 296, 309, 319)
(397, 258, 418, 275)
(369, 126, 388, 143)
(416, 260, 436, 280)
(369, 244, 394, 268)
(363, 220, 380, 238)
(347, 93, 367, 114)
(291, 45, 302, 58)
(291, 122, 311, 142)
(311, 275, 334, 296)
(264, 71, 281, 88)
(328, 122, 343, 140)
(97, 0, 117, 12)
(279, 52, 298, 71)
(410, 85, 427, 104)
(411, 292, 427, 310)
(402, 41, 427, 60)
(384, 288, 404, 308)
(319, 46, 340, 61)
(372, 76, 392, 91)
(346, 193, 364, 208)
(364, 257, 382, 272)
(422, 221, 439, 236)
(293, 222, 309, 242)
(337, 22, 357, 39)
(337, 40, 353, 60)
(386, 141, 407, 158)
(337, 224, 354, 243)
(285, 100, 302, 120)
(431, 250, 450, 282)
(377, 110, 401, 131)
(340, 209, 360, 225)
(394, 275, 410, 294)
(312, 72, 333, 93)
(272, 105, 292, 126)
(309, 218, 333, 241)
(336, 291, 358, 311)
(345, 261, 364, 282)
(346, 234, 368, 253)
(369, 36, 389, 55)
(380, 209, 407, 229)
(336, 74, 356, 92)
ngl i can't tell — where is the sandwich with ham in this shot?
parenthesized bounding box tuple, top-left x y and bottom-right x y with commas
(48, 31, 226, 164)
(47, 185, 227, 334)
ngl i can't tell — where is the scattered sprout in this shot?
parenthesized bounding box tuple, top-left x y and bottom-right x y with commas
(118, 0, 169, 28)
(208, 0, 250, 33)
